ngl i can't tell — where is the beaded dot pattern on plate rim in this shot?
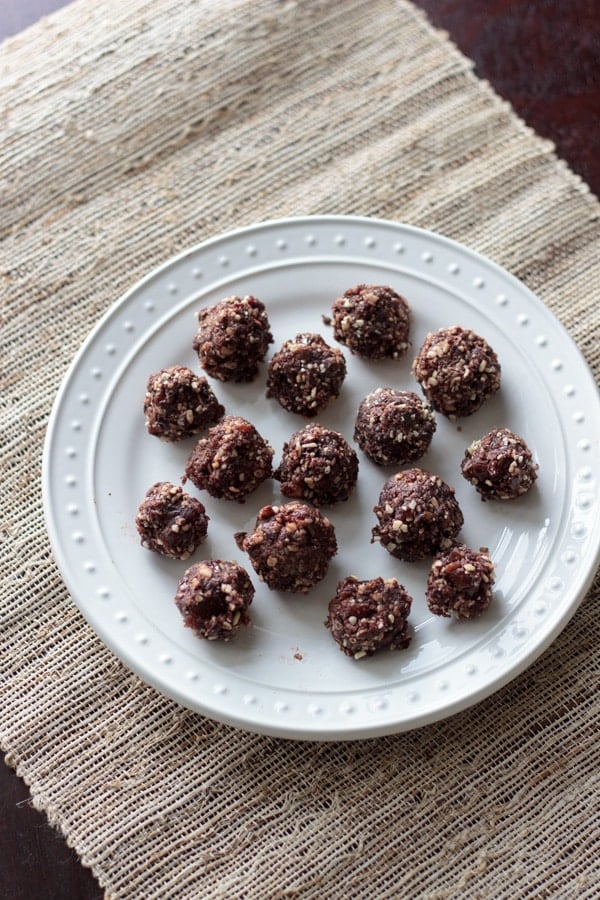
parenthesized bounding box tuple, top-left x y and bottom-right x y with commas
(43, 216, 600, 739)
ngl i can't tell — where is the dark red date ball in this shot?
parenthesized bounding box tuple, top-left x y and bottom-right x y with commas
(354, 388, 436, 466)
(144, 365, 224, 440)
(331, 284, 410, 359)
(135, 482, 209, 560)
(274, 423, 359, 505)
(174, 559, 254, 640)
(426, 544, 495, 619)
(235, 501, 337, 593)
(266, 332, 346, 417)
(184, 415, 273, 502)
(325, 576, 413, 659)
(372, 468, 464, 561)
(193, 295, 273, 382)
(413, 325, 501, 418)
(461, 427, 538, 500)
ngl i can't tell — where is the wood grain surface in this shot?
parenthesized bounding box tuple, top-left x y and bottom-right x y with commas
(1, 1, 598, 897)
(418, 0, 600, 196)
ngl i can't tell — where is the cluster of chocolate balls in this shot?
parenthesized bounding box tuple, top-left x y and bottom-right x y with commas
(135, 286, 538, 659)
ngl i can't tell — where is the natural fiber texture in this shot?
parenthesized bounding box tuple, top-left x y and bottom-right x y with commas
(2, 0, 599, 896)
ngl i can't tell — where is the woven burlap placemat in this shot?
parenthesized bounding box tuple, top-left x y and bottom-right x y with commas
(2, 0, 599, 896)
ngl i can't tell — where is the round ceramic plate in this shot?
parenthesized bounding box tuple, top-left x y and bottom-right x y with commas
(43, 216, 600, 740)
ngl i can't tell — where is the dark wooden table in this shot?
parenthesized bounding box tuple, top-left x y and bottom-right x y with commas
(2, 2, 599, 897)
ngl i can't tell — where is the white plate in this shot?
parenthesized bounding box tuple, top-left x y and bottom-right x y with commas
(43, 216, 600, 740)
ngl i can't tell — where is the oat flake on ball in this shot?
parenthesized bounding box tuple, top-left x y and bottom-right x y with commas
(325, 576, 413, 660)
(183, 415, 273, 502)
(266, 332, 346, 417)
(354, 388, 436, 466)
(192, 295, 273, 382)
(330, 283, 410, 359)
(174, 559, 254, 641)
(426, 544, 495, 619)
(144, 365, 224, 441)
(235, 501, 337, 593)
(461, 427, 538, 500)
(372, 467, 464, 561)
(412, 325, 501, 418)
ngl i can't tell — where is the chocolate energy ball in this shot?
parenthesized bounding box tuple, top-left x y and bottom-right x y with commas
(183, 415, 273, 502)
(330, 283, 411, 359)
(174, 559, 254, 640)
(266, 332, 346, 417)
(354, 388, 436, 466)
(325, 576, 413, 660)
(135, 482, 209, 560)
(144, 365, 225, 440)
(274, 423, 359, 506)
(412, 325, 501, 418)
(372, 468, 464, 561)
(426, 544, 495, 619)
(192, 295, 273, 382)
(461, 427, 539, 500)
(235, 501, 337, 593)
